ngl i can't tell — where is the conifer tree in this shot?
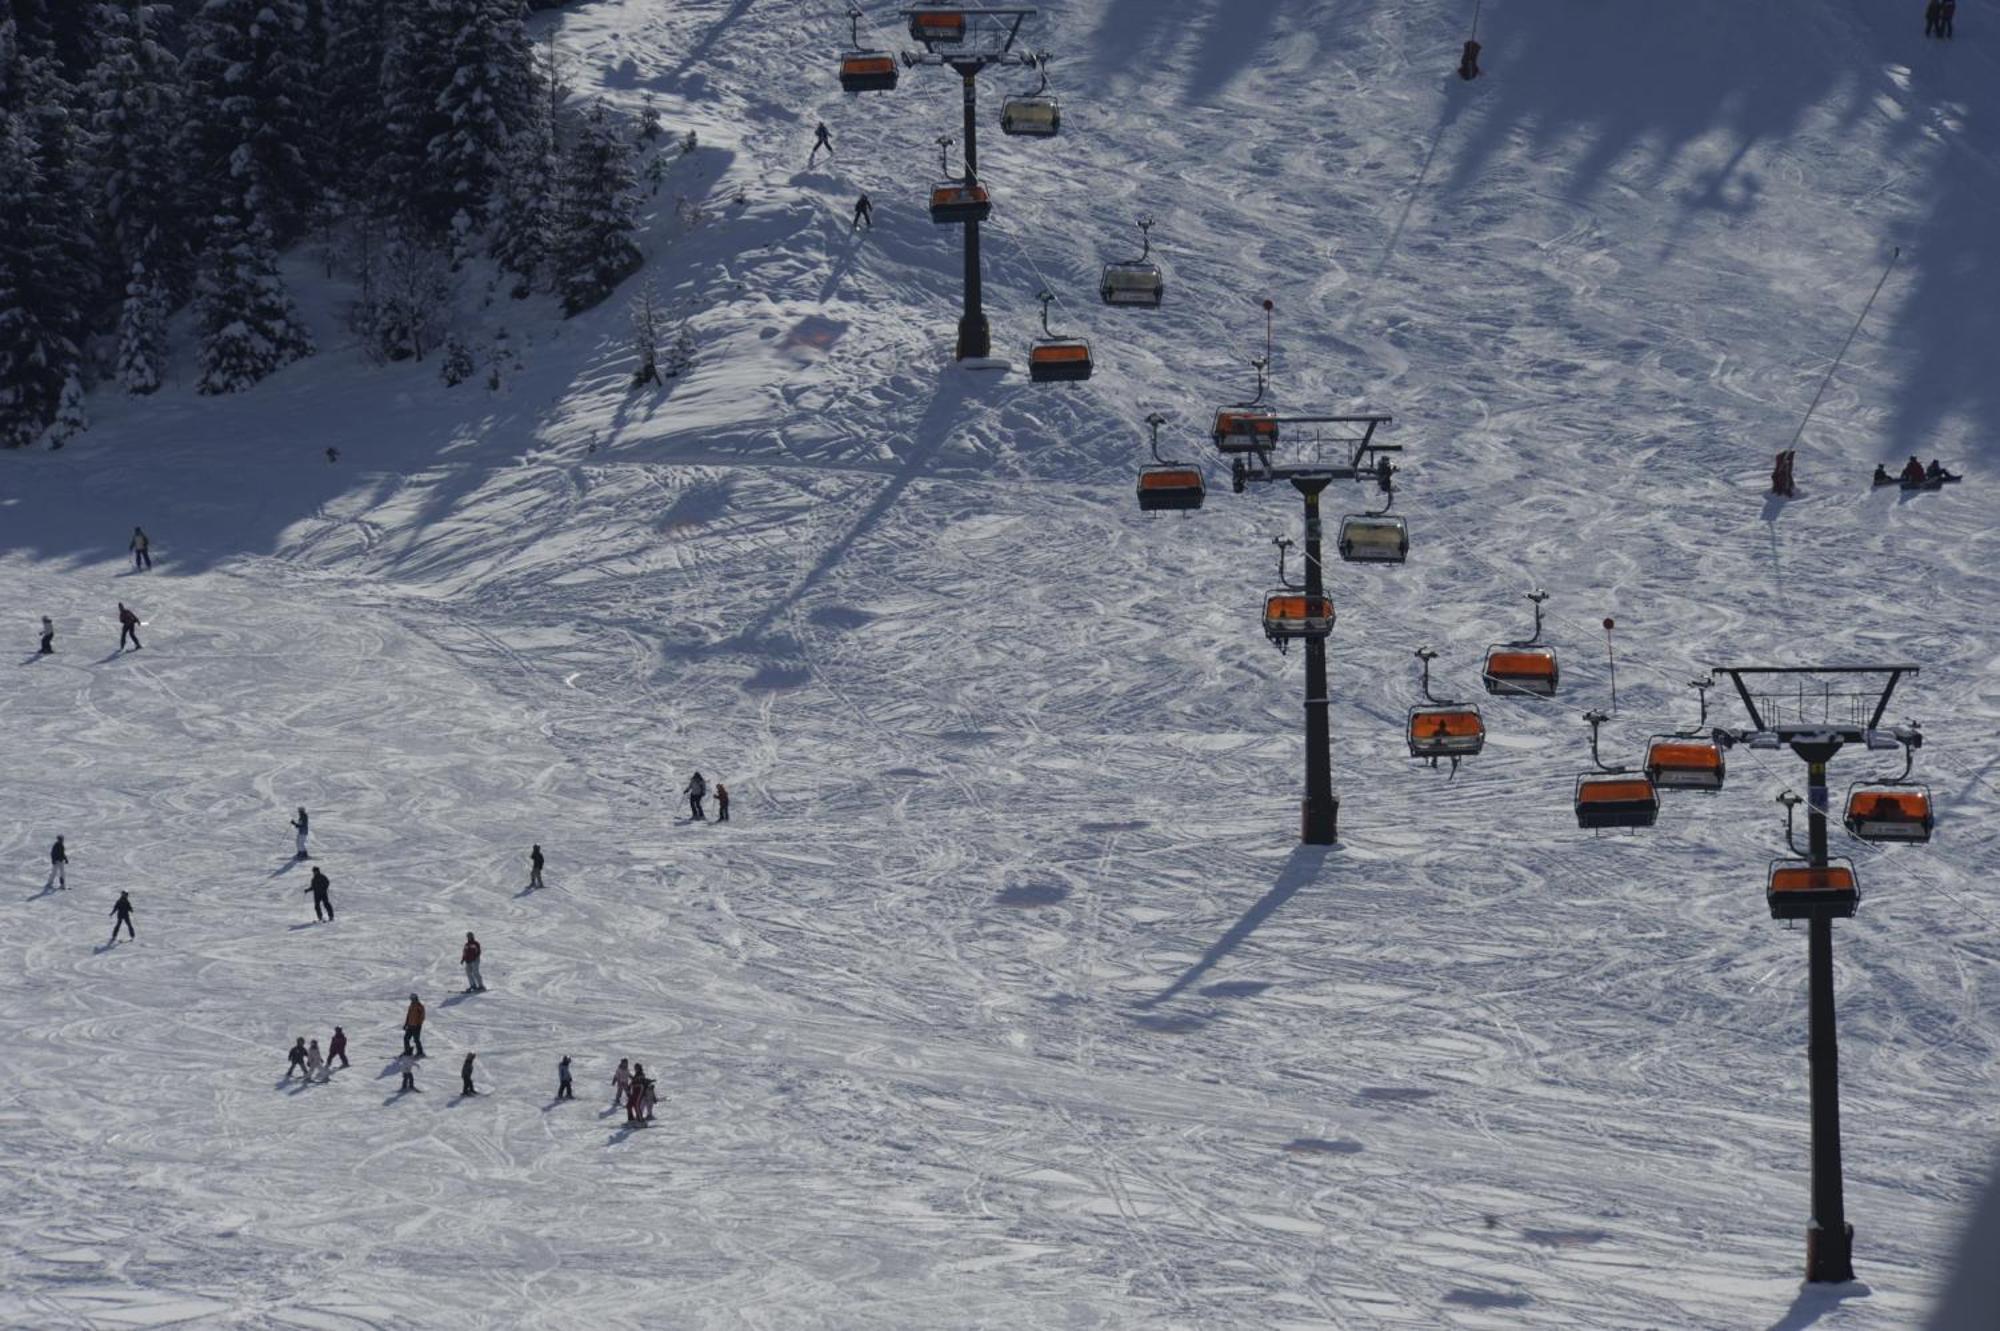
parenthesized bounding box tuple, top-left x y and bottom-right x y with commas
(319, 0, 389, 206)
(552, 100, 640, 316)
(182, 0, 317, 248)
(194, 197, 314, 394)
(116, 258, 167, 394)
(428, 0, 536, 247)
(87, 1, 187, 295)
(0, 60, 94, 448)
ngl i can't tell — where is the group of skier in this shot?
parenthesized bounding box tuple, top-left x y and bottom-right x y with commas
(1923, 0, 1958, 38)
(284, 1027, 350, 1083)
(683, 770, 730, 821)
(610, 1058, 660, 1124)
(1874, 456, 1962, 487)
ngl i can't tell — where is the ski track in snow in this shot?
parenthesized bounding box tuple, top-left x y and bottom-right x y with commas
(3, 1, 1998, 1326)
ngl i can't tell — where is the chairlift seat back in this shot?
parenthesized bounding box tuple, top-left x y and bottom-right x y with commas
(1574, 775, 1658, 829)
(1645, 738, 1725, 792)
(1100, 263, 1164, 307)
(1137, 466, 1204, 512)
(839, 53, 899, 92)
(1407, 706, 1485, 759)
(1263, 593, 1333, 640)
(1768, 860, 1858, 918)
(1001, 96, 1060, 136)
(1028, 340, 1092, 383)
(909, 9, 966, 42)
(1483, 646, 1559, 697)
(1843, 786, 1933, 843)
(1338, 514, 1409, 564)
(1212, 409, 1279, 453)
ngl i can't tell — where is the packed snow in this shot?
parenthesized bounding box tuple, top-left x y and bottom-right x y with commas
(2, 1, 1997, 1327)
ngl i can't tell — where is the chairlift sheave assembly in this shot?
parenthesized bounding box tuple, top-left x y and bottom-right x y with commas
(837, 8, 900, 91)
(1843, 726, 1933, 844)
(1100, 217, 1164, 308)
(1135, 412, 1204, 512)
(1000, 53, 1060, 137)
(928, 134, 989, 225)
(1261, 537, 1332, 647)
(1407, 647, 1485, 769)
(1027, 290, 1092, 383)
(1482, 589, 1559, 697)
(1573, 709, 1659, 829)
(1644, 679, 1726, 792)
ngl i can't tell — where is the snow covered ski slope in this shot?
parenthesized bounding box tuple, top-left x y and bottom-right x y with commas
(3, 1, 1998, 1326)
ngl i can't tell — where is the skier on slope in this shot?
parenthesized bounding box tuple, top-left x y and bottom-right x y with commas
(305, 867, 334, 922)
(285, 1037, 309, 1079)
(305, 1039, 327, 1082)
(528, 844, 544, 890)
(291, 807, 311, 860)
(715, 781, 730, 823)
(129, 526, 151, 571)
(809, 120, 833, 165)
(117, 602, 142, 652)
(328, 1025, 349, 1069)
(402, 993, 427, 1058)
(460, 1051, 479, 1096)
(626, 1063, 649, 1123)
(48, 835, 67, 890)
(108, 890, 135, 942)
(397, 1050, 420, 1093)
(38, 615, 54, 655)
(684, 771, 708, 821)
(852, 193, 872, 230)
(557, 1055, 574, 1101)
(1940, 0, 1956, 38)
(461, 933, 485, 992)
(611, 1058, 632, 1109)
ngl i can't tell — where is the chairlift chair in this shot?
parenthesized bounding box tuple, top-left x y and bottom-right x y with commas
(1100, 218, 1164, 308)
(1406, 647, 1485, 765)
(1843, 728, 1932, 843)
(929, 182, 989, 225)
(1644, 679, 1726, 792)
(1135, 412, 1204, 512)
(1573, 709, 1659, 829)
(1260, 538, 1331, 645)
(1027, 290, 1092, 383)
(837, 9, 899, 91)
(908, 7, 966, 43)
(1339, 464, 1408, 563)
(1483, 590, 1559, 697)
(1767, 857, 1859, 919)
(1001, 55, 1060, 137)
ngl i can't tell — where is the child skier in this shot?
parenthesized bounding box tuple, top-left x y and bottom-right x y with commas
(305, 1039, 326, 1082)
(715, 782, 730, 823)
(398, 1051, 419, 1093)
(286, 1037, 309, 1079)
(611, 1058, 632, 1109)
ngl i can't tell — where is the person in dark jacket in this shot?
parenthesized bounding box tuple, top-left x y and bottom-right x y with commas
(809, 120, 833, 164)
(1901, 455, 1927, 484)
(1927, 0, 1943, 35)
(129, 526, 151, 571)
(1941, 0, 1956, 38)
(328, 1025, 349, 1069)
(1458, 38, 1481, 80)
(715, 782, 730, 823)
(684, 771, 708, 821)
(48, 836, 67, 890)
(462, 933, 485, 992)
(461, 1051, 479, 1096)
(528, 844, 544, 890)
(117, 603, 142, 651)
(305, 867, 333, 922)
(557, 1055, 574, 1100)
(38, 615, 54, 655)
(852, 193, 872, 230)
(286, 1037, 309, 1079)
(108, 890, 135, 941)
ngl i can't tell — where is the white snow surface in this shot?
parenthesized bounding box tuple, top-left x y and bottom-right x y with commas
(4, 1, 1999, 1326)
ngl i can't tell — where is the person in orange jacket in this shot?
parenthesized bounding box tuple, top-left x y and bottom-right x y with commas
(402, 994, 426, 1058)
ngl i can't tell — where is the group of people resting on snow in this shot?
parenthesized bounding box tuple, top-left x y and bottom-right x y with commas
(1874, 456, 1962, 488)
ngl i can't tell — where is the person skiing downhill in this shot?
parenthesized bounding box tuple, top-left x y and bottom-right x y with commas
(684, 771, 708, 821)
(809, 120, 833, 165)
(305, 1039, 326, 1082)
(460, 1051, 479, 1096)
(715, 782, 730, 823)
(328, 1025, 349, 1069)
(305, 867, 333, 922)
(528, 844, 544, 890)
(610, 1058, 632, 1109)
(291, 807, 310, 860)
(402, 994, 427, 1058)
(286, 1037, 309, 1079)
(108, 890, 135, 942)
(398, 1051, 419, 1093)
(117, 603, 142, 651)
(461, 933, 485, 992)
(851, 193, 872, 230)
(557, 1055, 574, 1100)
(129, 526, 151, 571)
(37, 615, 53, 655)
(48, 836, 67, 890)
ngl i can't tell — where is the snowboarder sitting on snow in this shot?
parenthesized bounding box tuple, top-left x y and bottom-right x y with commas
(1925, 459, 1961, 483)
(403, 994, 427, 1058)
(1900, 455, 1927, 484)
(38, 615, 53, 655)
(48, 835, 67, 890)
(462, 933, 485, 992)
(117, 602, 142, 651)
(685, 771, 708, 821)
(286, 1037, 309, 1079)
(306, 867, 333, 922)
(1872, 463, 1893, 486)
(108, 890, 135, 941)
(809, 120, 833, 165)
(852, 193, 872, 230)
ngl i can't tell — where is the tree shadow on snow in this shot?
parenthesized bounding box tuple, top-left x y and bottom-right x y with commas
(1138, 844, 1330, 1008)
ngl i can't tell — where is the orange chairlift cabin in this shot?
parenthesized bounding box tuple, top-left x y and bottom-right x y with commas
(1644, 678, 1726, 793)
(1135, 412, 1203, 512)
(1843, 726, 1933, 844)
(1100, 217, 1164, 308)
(1261, 537, 1333, 647)
(837, 8, 899, 92)
(1407, 646, 1485, 771)
(928, 134, 989, 225)
(1482, 589, 1559, 697)
(1212, 299, 1280, 452)
(1000, 53, 1060, 137)
(1338, 454, 1408, 564)
(907, 7, 967, 44)
(1573, 709, 1660, 830)
(1769, 795, 1860, 917)
(1027, 289, 1092, 383)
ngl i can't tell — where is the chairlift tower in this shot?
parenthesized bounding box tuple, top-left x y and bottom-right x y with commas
(899, 8, 1040, 361)
(1709, 664, 1924, 1284)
